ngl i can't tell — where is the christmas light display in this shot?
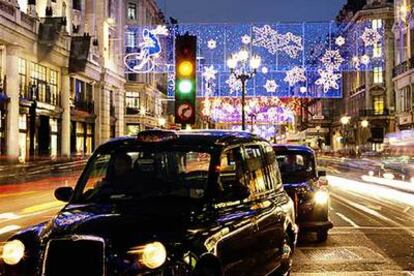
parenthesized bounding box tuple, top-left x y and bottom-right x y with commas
(124, 20, 385, 99)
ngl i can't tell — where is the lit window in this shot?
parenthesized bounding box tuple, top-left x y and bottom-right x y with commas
(372, 19, 382, 30)
(373, 43, 382, 57)
(373, 96, 384, 115)
(128, 3, 136, 20)
(373, 67, 383, 84)
(127, 32, 136, 48)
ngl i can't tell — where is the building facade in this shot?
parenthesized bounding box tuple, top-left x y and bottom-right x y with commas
(0, 0, 126, 162)
(334, 0, 395, 153)
(123, 0, 169, 136)
(393, 0, 414, 131)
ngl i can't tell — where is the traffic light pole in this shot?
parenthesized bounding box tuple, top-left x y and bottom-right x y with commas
(241, 78, 246, 131)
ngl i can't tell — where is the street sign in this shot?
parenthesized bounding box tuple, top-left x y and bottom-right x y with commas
(312, 115, 325, 120)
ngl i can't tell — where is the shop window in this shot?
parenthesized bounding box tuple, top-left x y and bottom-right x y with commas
(75, 122, 85, 154)
(18, 114, 27, 163)
(18, 58, 27, 98)
(30, 63, 47, 102)
(127, 124, 141, 136)
(50, 119, 58, 158)
(49, 69, 58, 105)
(373, 96, 384, 115)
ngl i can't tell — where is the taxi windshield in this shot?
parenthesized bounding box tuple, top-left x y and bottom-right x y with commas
(76, 146, 211, 203)
(276, 152, 315, 184)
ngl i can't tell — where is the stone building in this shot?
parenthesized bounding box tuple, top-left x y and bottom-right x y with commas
(334, 0, 395, 152)
(393, 0, 414, 131)
(123, 0, 169, 136)
(0, 0, 126, 162)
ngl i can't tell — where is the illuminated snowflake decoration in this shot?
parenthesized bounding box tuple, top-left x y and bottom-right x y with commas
(207, 39, 217, 49)
(264, 79, 278, 93)
(261, 66, 269, 74)
(315, 69, 341, 93)
(284, 66, 307, 86)
(252, 25, 303, 58)
(361, 27, 382, 47)
(335, 36, 345, 47)
(352, 56, 361, 69)
(241, 34, 252, 45)
(226, 74, 242, 93)
(361, 54, 370, 65)
(203, 65, 218, 82)
(320, 50, 344, 71)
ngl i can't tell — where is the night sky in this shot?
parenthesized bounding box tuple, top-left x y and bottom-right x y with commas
(156, 0, 347, 23)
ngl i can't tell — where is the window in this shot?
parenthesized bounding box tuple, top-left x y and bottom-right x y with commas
(127, 32, 136, 48)
(243, 146, 267, 195)
(373, 67, 383, 84)
(72, 0, 81, 10)
(372, 19, 382, 30)
(373, 43, 382, 58)
(373, 95, 384, 115)
(276, 152, 315, 184)
(30, 63, 47, 102)
(77, 148, 211, 202)
(75, 79, 85, 102)
(18, 58, 27, 98)
(49, 69, 58, 105)
(262, 144, 282, 191)
(126, 92, 140, 109)
(219, 147, 248, 201)
(128, 3, 136, 20)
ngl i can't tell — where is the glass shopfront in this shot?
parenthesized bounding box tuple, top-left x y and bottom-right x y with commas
(71, 121, 94, 156)
(18, 114, 27, 163)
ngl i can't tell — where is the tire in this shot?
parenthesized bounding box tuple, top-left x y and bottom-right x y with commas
(317, 229, 328, 242)
(274, 234, 293, 276)
(193, 254, 223, 276)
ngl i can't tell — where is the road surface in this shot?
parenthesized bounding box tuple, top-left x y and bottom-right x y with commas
(1, 165, 414, 275)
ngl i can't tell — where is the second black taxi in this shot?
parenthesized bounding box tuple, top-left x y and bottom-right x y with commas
(273, 145, 333, 242)
(1, 130, 297, 276)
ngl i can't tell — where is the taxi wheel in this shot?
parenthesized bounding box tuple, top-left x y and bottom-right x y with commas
(274, 234, 293, 276)
(317, 229, 328, 242)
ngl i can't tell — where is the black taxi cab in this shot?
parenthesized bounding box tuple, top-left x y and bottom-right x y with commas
(1, 130, 297, 276)
(273, 145, 333, 242)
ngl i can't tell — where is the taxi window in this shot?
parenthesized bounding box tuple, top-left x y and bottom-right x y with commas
(243, 146, 268, 195)
(219, 147, 246, 190)
(76, 148, 211, 202)
(263, 144, 283, 191)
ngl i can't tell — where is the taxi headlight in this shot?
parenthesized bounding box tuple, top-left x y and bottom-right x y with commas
(1, 240, 25, 265)
(140, 242, 167, 269)
(314, 191, 329, 205)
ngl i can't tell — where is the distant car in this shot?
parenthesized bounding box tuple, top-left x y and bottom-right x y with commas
(273, 145, 333, 242)
(1, 130, 297, 276)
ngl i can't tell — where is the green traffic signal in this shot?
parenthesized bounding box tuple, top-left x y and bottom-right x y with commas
(177, 79, 194, 94)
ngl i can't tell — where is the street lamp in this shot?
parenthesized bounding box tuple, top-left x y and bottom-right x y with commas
(361, 120, 369, 128)
(158, 117, 166, 128)
(340, 116, 350, 150)
(227, 50, 261, 131)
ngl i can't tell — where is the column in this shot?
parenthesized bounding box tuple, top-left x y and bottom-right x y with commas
(116, 89, 125, 137)
(5, 45, 21, 162)
(61, 70, 71, 158)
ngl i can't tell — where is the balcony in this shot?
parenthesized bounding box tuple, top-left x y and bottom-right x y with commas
(73, 100, 94, 114)
(393, 58, 414, 77)
(359, 109, 390, 117)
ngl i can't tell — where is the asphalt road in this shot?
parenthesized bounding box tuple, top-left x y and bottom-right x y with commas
(1, 166, 414, 275)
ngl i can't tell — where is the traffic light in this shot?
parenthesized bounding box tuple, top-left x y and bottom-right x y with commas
(175, 34, 197, 125)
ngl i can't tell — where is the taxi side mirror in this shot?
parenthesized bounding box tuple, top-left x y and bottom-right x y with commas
(55, 187, 74, 202)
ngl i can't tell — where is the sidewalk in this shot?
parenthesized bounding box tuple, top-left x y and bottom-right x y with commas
(0, 158, 88, 185)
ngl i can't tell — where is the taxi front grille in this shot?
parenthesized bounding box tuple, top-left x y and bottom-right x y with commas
(43, 236, 105, 276)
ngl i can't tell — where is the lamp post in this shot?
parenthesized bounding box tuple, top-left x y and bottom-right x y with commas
(227, 50, 261, 131)
(340, 116, 350, 150)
